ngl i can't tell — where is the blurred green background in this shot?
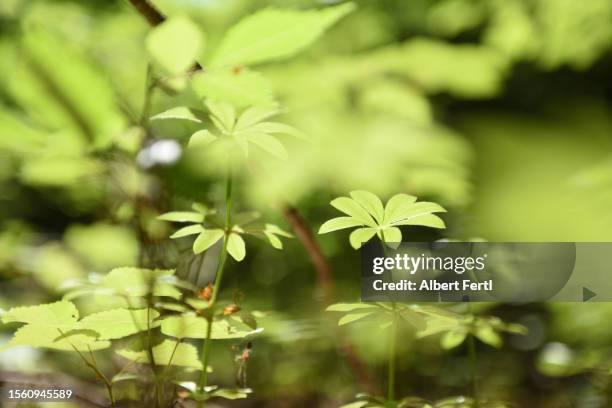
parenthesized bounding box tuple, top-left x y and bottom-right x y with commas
(1, 0, 612, 407)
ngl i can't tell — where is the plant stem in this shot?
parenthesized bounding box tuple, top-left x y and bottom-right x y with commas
(379, 231, 397, 403)
(387, 311, 397, 402)
(139, 64, 156, 128)
(197, 166, 233, 407)
(466, 303, 479, 408)
(60, 331, 116, 408)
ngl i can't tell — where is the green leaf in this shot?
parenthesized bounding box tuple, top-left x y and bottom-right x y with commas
(245, 132, 288, 159)
(192, 68, 273, 108)
(227, 233, 246, 261)
(349, 227, 377, 249)
(383, 194, 418, 224)
(441, 330, 467, 349)
(386, 202, 446, 227)
(330, 197, 377, 226)
(160, 315, 260, 339)
(474, 326, 502, 348)
(1, 325, 110, 351)
(205, 100, 236, 132)
(210, 388, 251, 399)
(171, 224, 204, 239)
(338, 311, 375, 326)
(210, 3, 355, 67)
(146, 16, 203, 74)
(151, 106, 201, 123)
(398, 307, 427, 331)
(245, 122, 306, 139)
(264, 232, 282, 249)
(117, 340, 203, 370)
(2, 301, 78, 329)
(264, 224, 292, 237)
(326, 303, 379, 312)
(235, 105, 279, 131)
(193, 229, 224, 254)
(318, 216, 364, 234)
(76, 308, 159, 340)
(350, 190, 384, 223)
(188, 130, 218, 148)
(381, 226, 402, 243)
(103, 267, 181, 299)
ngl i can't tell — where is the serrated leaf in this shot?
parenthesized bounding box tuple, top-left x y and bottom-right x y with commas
(76, 308, 159, 340)
(151, 106, 201, 123)
(326, 303, 379, 312)
(160, 315, 259, 339)
(226, 233, 246, 261)
(146, 16, 203, 74)
(117, 340, 203, 370)
(350, 190, 384, 223)
(338, 311, 375, 326)
(441, 330, 467, 349)
(318, 216, 363, 234)
(210, 3, 355, 67)
(2, 301, 78, 329)
(193, 229, 224, 254)
(245, 132, 288, 159)
(1, 325, 110, 351)
(192, 68, 273, 108)
(171, 224, 205, 239)
(331, 197, 377, 226)
(349, 227, 377, 249)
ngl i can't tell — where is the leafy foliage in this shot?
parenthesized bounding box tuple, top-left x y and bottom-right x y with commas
(159, 204, 291, 260)
(209, 3, 355, 67)
(319, 191, 446, 248)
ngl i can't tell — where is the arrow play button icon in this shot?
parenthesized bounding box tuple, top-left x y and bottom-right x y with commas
(583, 287, 597, 302)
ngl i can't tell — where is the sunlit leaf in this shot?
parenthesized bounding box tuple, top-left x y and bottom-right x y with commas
(210, 3, 355, 67)
(117, 339, 203, 370)
(151, 106, 201, 123)
(193, 229, 224, 254)
(76, 308, 159, 340)
(226, 233, 246, 261)
(146, 15, 203, 74)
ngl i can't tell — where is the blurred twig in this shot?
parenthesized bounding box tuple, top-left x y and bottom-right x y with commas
(126, 0, 165, 25)
(282, 205, 335, 304)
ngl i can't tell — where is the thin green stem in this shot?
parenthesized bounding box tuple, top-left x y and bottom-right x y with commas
(59, 331, 116, 407)
(196, 166, 233, 407)
(139, 64, 155, 128)
(387, 311, 397, 402)
(379, 231, 397, 403)
(468, 333, 479, 407)
(467, 303, 479, 407)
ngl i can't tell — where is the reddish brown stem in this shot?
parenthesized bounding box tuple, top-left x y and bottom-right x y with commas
(127, 0, 165, 25)
(282, 205, 335, 304)
(282, 205, 378, 394)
